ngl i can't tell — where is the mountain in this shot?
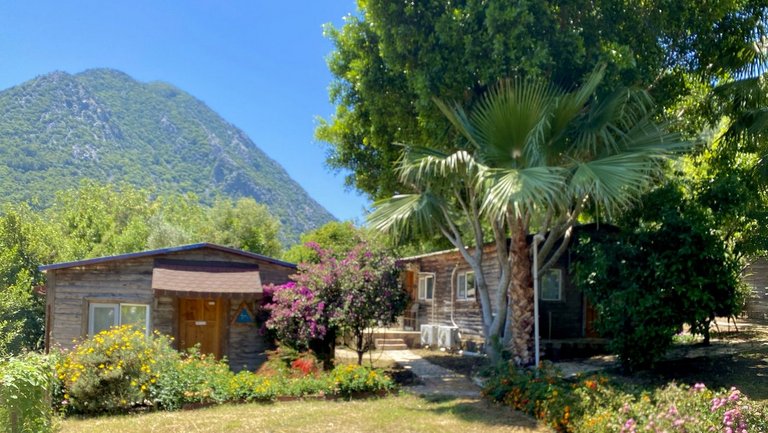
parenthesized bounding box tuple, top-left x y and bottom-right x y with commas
(0, 69, 335, 243)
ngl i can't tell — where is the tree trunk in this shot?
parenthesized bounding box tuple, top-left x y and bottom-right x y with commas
(509, 221, 534, 364)
(356, 331, 365, 365)
(310, 328, 337, 370)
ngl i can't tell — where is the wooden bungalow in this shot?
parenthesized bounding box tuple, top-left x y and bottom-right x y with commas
(41, 243, 295, 371)
(395, 227, 603, 355)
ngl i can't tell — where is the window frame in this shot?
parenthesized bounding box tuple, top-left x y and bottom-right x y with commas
(88, 301, 151, 336)
(417, 273, 435, 301)
(540, 268, 564, 302)
(456, 271, 476, 301)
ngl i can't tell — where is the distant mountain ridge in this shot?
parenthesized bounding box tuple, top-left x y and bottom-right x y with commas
(0, 68, 335, 243)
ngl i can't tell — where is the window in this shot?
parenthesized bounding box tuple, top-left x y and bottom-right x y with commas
(88, 302, 150, 335)
(457, 271, 476, 300)
(418, 274, 434, 300)
(540, 269, 563, 301)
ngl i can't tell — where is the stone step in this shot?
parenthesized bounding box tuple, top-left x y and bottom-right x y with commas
(375, 338, 408, 350)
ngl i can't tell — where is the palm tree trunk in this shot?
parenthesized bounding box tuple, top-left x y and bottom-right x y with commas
(509, 220, 534, 364)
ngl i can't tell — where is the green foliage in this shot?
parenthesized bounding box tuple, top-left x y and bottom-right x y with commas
(0, 69, 334, 243)
(283, 221, 366, 263)
(0, 353, 56, 433)
(151, 347, 233, 410)
(0, 205, 55, 356)
(201, 198, 282, 257)
(574, 184, 743, 371)
(320, 0, 767, 199)
(0, 273, 45, 357)
(483, 364, 768, 432)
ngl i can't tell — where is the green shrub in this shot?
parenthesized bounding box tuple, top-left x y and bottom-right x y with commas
(56, 325, 174, 414)
(0, 352, 55, 433)
(151, 348, 234, 409)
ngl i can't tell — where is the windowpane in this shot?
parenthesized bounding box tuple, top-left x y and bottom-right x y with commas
(426, 276, 434, 299)
(418, 274, 434, 300)
(541, 269, 562, 301)
(91, 305, 117, 335)
(466, 272, 476, 299)
(457, 274, 466, 299)
(120, 304, 148, 330)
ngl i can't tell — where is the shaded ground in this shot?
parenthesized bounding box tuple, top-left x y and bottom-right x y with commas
(412, 349, 490, 377)
(617, 320, 768, 401)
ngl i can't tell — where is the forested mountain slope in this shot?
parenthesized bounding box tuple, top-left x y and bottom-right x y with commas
(0, 69, 334, 242)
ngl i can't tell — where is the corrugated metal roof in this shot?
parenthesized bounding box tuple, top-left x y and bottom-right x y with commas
(39, 243, 296, 271)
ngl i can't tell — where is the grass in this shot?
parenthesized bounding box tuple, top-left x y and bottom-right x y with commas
(59, 394, 546, 433)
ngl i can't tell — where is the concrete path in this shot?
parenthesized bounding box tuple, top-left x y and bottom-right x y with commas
(381, 349, 483, 397)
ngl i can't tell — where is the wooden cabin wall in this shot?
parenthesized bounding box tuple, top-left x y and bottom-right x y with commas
(743, 258, 768, 322)
(404, 245, 586, 343)
(48, 257, 155, 350)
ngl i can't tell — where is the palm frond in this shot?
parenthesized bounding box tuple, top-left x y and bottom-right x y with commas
(567, 153, 663, 213)
(368, 193, 448, 240)
(397, 146, 480, 185)
(480, 166, 566, 220)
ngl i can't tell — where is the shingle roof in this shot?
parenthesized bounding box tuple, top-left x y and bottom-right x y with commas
(152, 260, 263, 298)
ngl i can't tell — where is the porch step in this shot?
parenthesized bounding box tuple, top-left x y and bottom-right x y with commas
(375, 338, 408, 350)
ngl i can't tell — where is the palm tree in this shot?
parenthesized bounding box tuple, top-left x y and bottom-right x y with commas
(369, 67, 687, 362)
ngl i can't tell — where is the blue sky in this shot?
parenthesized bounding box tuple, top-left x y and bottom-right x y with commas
(0, 1, 370, 222)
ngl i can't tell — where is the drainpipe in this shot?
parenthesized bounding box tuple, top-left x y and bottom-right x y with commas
(533, 233, 545, 368)
(450, 264, 459, 328)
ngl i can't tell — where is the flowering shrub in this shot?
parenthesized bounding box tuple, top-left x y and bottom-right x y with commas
(330, 364, 396, 398)
(56, 326, 172, 413)
(265, 282, 328, 350)
(484, 362, 768, 433)
(265, 242, 407, 366)
(55, 328, 397, 416)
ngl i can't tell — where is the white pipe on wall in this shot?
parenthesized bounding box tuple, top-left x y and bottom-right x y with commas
(533, 233, 545, 368)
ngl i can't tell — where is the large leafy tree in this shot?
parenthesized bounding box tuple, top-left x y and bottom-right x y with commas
(320, 0, 767, 200)
(369, 69, 686, 362)
(574, 183, 744, 371)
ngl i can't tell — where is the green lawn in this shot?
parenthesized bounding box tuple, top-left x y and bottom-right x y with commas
(59, 394, 548, 433)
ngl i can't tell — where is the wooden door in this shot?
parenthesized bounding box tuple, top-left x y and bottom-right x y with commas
(585, 299, 600, 338)
(179, 298, 222, 358)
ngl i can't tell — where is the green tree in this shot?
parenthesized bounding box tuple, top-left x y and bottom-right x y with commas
(47, 180, 154, 259)
(0, 205, 58, 356)
(320, 0, 767, 200)
(201, 198, 282, 257)
(369, 70, 685, 362)
(283, 221, 376, 263)
(574, 184, 743, 371)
